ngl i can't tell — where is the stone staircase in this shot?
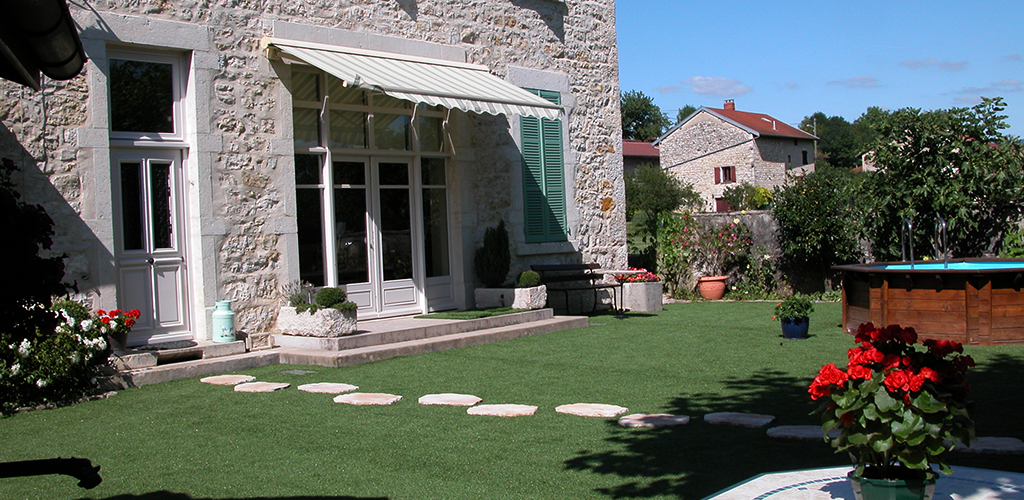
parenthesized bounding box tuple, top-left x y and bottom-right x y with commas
(100, 309, 586, 388)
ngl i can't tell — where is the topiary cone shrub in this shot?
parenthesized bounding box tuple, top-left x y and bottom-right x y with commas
(474, 220, 510, 288)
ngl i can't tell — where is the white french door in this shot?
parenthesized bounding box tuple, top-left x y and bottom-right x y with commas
(111, 149, 192, 345)
(330, 156, 420, 319)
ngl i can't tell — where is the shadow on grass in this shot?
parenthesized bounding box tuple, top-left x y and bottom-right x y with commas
(75, 494, 387, 500)
(565, 356, 1024, 499)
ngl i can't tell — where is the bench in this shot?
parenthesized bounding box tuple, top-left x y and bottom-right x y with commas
(531, 263, 621, 314)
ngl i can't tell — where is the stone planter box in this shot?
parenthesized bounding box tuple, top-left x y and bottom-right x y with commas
(474, 285, 547, 310)
(623, 281, 663, 312)
(276, 306, 357, 337)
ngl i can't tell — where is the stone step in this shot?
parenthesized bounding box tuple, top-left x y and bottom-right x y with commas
(278, 315, 587, 367)
(271, 308, 556, 351)
(100, 349, 281, 390)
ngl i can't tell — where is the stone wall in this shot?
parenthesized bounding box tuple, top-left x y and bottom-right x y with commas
(0, 0, 624, 336)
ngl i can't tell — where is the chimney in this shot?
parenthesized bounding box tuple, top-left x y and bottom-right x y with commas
(724, 99, 735, 111)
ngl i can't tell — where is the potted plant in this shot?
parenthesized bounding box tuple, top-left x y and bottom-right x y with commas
(276, 281, 358, 337)
(473, 221, 514, 309)
(511, 270, 547, 310)
(689, 218, 752, 299)
(614, 268, 662, 312)
(773, 294, 814, 339)
(809, 323, 975, 500)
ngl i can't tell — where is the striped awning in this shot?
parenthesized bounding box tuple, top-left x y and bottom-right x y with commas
(265, 38, 562, 120)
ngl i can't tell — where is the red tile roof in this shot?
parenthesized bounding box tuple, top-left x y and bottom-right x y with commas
(622, 139, 659, 157)
(706, 107, 817, 140)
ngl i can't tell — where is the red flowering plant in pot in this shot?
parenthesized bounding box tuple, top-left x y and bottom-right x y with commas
(809, 323, 975, 492)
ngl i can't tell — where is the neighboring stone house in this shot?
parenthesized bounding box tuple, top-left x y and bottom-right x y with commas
(0, 1, 624, 346)
(622, 139, 659, 172)
(654, 100, 816, 212)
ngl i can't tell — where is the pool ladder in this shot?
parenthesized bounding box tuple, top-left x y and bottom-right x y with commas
(901, 217, 950, 270)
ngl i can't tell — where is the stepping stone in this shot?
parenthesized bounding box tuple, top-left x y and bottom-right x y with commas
(281, 370, 317, 375)
(298, 382, 358, 394)
(955, 437, 1024, 454)
(418, 393, 482, 406)
(704, 412, 775, 428)
(234, 382, 290, 393)
(467, 404, 538, 417)
(556, 403, 629, 418)
(766, 425, 839, 440)
(200, 375, 256, 385)
(618, 413, 690, 428)
(333, 393, 402, 405)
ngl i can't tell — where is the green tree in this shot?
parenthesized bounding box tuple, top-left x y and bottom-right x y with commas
(625, 164, 700, 270)
(675, 104, 698, 125)
(771, 168, 867, 292)
(621, 90, 671, 141)
(800, 112, 861, 170)
(865, 97, 1024, 259)
(721, 182, 772, 211)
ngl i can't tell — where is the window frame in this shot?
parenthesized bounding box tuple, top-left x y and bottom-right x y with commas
(107, 50, 187, 143)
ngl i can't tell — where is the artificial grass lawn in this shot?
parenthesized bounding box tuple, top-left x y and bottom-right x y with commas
(3, 302, 1024, 499)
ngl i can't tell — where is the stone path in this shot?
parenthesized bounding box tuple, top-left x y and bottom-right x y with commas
(199, 375, 1022, 454)
(298, 382, 358, 394)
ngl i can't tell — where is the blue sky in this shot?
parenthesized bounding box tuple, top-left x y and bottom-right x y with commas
(615, 0, 1024, 135)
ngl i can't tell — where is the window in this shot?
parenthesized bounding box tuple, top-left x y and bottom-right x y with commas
(714, 166, 735, 184)
(108, 51, 185, 141)
(521, 89, 566, 243)
(802, 150, 809, 165)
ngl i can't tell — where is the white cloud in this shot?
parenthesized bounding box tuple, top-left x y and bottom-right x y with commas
(657, 85, 682, 94)
(784, 82, 800, 90)
(826, 76, 881, 89)
(954, 79, 1023, 96)
(1005, 54, 1022, 62)
(683, 76, 752, 97)
(901, 58, 969, 72)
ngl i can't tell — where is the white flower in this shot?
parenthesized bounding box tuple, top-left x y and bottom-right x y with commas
(18, 339, 31, 358)
(69, 353, 81, 364)
(100, 326, 107, 334)
(10, 363, 20, 376)
(81, 319, 93, 330)
(110, 321, 118, 330)
(35, 379, 47, 388)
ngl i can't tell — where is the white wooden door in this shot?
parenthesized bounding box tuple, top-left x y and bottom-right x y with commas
(112, 149, 191, 345)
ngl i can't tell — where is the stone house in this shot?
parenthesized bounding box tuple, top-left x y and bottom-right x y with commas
(654, 100, 816, 212)
(0, 1, 625, 347)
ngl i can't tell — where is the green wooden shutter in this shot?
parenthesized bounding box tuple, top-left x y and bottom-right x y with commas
(521, 89, 566, 243)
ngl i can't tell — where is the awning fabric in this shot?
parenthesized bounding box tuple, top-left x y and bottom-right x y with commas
(266, 38, 562, 120)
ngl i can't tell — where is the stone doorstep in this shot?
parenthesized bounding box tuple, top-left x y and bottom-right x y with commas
(111, 340, 247, 371)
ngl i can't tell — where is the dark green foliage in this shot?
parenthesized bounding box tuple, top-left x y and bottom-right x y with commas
(0, 158, 71, 377)
(295, 303, 318, 315)
(314, 287, 348, 308)
(676, 104, 699, 124)
(800, 112, 862, 170)
(516, 270, 541, 288)
(721, 182, 773, 211)
(620, 90, 671, 141)
(864, 97, 1024, 259)
(333, 301, 358, 313)
(771, 169, 867, 292)
(1000, 226, 1024, 258)
(474, 221, 510, 288)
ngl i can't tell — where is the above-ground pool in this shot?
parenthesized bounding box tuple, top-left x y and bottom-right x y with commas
(834, 258, 1024, 346)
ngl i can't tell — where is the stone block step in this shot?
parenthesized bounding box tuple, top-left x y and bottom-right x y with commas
(271, 308, 556, 351)
(99, 350, 281, 390)
(278, 315, 587, 367)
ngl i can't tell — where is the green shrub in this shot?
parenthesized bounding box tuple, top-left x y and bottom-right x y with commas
(1000, 225, 1024, 258)
(516, 270, 541, 288)
(332, 301, 358, 313)
(722, 182, 772, 211)
(474, 221, 510, 288)
(295, 303, 318, 315)
(315, 287, 348, 308)
(282, 280, 315, 307)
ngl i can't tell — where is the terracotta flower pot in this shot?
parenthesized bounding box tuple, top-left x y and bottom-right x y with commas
(696, 275, 727, 300)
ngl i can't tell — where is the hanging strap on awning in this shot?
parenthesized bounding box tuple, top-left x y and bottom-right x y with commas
(263, 37, 562, 120)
